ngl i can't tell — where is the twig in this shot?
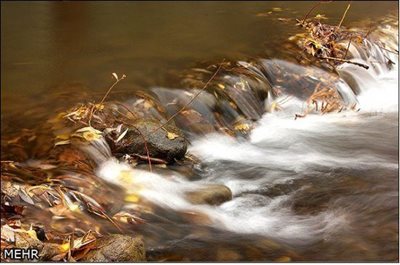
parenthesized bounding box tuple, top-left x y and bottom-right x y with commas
(114, 102, 138, 119)
(130, 154, 167, 164)
(101, 210, 123, 233)
(302, 1, 322, 24)
(364, 26, 373, 39)
(99, 74, 126, 106)
(337, 2, 351, 29)
(149, 60, 225, 135)
(319, 56, 369, 69)
(301, 1, 333, 24)
(343, 36, 353, 59)
(131, 126, 153, 172)
(88, 73, 126, 126)
(376, 44, 399, 55)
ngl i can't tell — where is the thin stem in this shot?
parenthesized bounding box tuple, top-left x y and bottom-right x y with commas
(376, 45, 399, 55)
(88, 73, 126, 126)
(343, 36, 353, 59)
(99, 75, 126, 106)
(302, 1, 333, 24)
(337, 2, 351, 29)
(320, 56, 369, 69)
(302, 1, 322, 24)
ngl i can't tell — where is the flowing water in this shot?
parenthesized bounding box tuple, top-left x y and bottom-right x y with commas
(95, 40, 399, 261)
(1, 1, 399, 262)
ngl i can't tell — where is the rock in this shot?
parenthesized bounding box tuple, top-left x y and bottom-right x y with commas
(186, 184, 232, 205)
(107, 119, 187, 163)
(80, 234, 145, 262)
(216, 248, 242, 261)
(180, 210, 214, 226)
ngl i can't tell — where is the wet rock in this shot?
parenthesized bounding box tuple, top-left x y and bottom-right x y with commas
(216, 247, 242, 261)
(39, 243, 62, 260)
(180, 210, 214, 226)
(80, 234, 145, 262)
(107, 119, 187, 163)
(152, 88, 218, 137)
(186, 184, 232, 205)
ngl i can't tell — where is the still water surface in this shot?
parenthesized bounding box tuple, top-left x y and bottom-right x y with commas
(1, 1, 397, 124)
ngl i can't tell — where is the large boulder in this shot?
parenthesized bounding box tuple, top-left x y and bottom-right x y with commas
(81, 234, 145, 262)
(185, 184, 232, 205)
(107, 119, 187, 163)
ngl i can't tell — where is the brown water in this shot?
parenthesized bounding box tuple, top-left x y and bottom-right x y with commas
(1, 1, 399, 262)
(1, 1, 397, 127)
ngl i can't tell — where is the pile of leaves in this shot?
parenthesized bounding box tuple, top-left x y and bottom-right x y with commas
(288, 17, 369, 71)
(1, 157, 145, 261)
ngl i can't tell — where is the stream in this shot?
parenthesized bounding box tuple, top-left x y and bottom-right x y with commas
(1, 2, 398, 262)
(95, 38, 398, 261)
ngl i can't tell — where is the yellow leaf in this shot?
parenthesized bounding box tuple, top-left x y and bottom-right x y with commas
(26, 229, 38, 239)
(234, 123, 250, 132)
(94, 104, 104, 111)
(315, 14, 328, 20)
(125, 194, 140, 203)
(55, 134, 70, 140)
(217, 84, 225, 89)
(59, 242, 70, 253)
(82, 131, 101, 141)
(167, 132, 179, 140)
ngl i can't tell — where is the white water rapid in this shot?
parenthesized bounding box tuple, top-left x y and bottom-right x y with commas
(95, 27, 398, 258)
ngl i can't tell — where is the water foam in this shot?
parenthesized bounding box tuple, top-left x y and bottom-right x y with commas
(94, 29, 398, 246)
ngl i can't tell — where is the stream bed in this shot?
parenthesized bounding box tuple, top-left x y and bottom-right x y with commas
(1, 1, 399, 262)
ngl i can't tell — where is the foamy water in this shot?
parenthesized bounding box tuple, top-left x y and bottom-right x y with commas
(95, 31, 398, 257)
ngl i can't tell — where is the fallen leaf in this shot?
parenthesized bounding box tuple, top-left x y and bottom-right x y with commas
(18, 189, 35, 205)
(234, 123, 251, 132)
(116, 128, 129, 143)
(55, 140, 71, 146)
(94, 104, 104, 111)
(82, 131, 101, 141)
(315, 14, 328, 20)
(167, 132, 179, 140)
(59, 242, 70, 253)
(75, 127, 102, 134)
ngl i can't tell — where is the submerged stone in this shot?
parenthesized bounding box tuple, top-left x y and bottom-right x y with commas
(185, 184, 232, 205)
